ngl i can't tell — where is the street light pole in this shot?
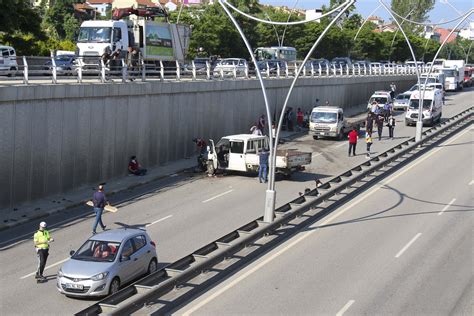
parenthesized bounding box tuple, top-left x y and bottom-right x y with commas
(218, 0, 354, 223)
(281, 0, 299, 47)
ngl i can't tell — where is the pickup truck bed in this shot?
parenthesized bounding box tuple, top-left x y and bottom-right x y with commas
(275, 149, 312, 170)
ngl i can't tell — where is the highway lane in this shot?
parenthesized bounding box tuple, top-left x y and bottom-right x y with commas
(0, 88, 471, 314)
(177, 124, 473, 315)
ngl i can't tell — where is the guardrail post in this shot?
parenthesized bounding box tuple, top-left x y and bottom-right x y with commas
(220, 67, 224, 79)
(302, 63, 306, 77)
(346, 64, 349, 76)
(77, 58, 83, 83)
(310, 63, 314, 77)
(318, 64, 322, 76)
(284, 61, 288, 78)
(293, 61, 298, 77)
(276, 62, 280, 78)
(121, 59, 127, 82)
(176, 60, 181, 81)
(192, 60, 196, 81)
(206, 61, 211, 80)
(326, 63, 329, 77)
(51, 57, 57, 84)
(22, 56, 28, 85)
(232, 64, 237, 79)
(244, 63, 249, 78)
(265, 62, 270, 78)
(141, 59, 146, 82)
(100, 59, 106, 83)
(159, 60, 164, 81)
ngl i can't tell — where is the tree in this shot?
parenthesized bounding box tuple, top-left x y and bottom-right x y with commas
(44, 0, 77, 40)
(391, 0, 435, 33)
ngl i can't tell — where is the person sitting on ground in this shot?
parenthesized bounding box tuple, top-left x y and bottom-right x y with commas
(128, 156, 147, 176)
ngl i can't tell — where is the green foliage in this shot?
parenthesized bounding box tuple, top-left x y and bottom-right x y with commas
(43, 0, 77, 40)
(390, 0, 435, 33)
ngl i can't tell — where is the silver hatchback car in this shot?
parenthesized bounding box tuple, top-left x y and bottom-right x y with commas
(57, 228, 158, 297)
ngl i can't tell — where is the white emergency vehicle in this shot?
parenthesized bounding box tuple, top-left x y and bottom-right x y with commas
(405, 87, 443, 126)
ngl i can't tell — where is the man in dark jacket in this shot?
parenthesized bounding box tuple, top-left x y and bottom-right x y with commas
(92, 185, 108, 234)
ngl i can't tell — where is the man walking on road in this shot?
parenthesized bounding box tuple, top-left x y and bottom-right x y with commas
(347, 127, 358, 156)
(92, 185, 108, 234)
(258, 148, 269, 183)
(34, 221, 53, 281)
(376, 114, 384, 141)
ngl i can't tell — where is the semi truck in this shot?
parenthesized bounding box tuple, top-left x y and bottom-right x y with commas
(442, 60, 465, 91)
(76, 6, 191, 63)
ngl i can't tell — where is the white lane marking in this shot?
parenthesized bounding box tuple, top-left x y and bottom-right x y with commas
(336, 142, 347, 148)
(180, 126, 471, 315)
(169, 173, 179, 177)
(438, 198, 456, 216)
(202, 189, 234, 203)
(395, 233, 422, 258)
(20, 257, 69, 279)
(312, 152, 323, 158)
(336, 300, 355, 316)
(146, 215, 173, 227)
(469, 180, 474, 186)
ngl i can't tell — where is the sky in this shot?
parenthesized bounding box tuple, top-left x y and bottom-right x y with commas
(259, 0, 473, 29)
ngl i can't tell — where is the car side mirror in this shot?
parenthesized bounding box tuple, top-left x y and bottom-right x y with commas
(69, 250, 75, 256)
(121, 255, 130, 262)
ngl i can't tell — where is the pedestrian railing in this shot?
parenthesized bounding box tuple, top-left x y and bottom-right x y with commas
(1, 56, 426, 86)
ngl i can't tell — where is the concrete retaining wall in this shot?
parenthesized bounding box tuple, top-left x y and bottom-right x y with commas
(0, 75, 415, 208)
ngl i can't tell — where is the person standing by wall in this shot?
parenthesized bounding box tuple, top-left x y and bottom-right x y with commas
(34, 221, 53, 281)
(387, 115, 396, 139)
(92, 185, 108, 234)
(347, 127, 358, 157)
(296, 108, 304, 131)
(390, 82, 397, 99)
(258, 148, 269, 183)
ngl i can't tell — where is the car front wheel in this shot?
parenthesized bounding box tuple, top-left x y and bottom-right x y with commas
(109, 277, 120, 295)
(147, 258, 158, 274)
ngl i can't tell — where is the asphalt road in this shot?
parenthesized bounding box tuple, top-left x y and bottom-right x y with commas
(177, 120, 473, 315)
(0, 87, 472, 315)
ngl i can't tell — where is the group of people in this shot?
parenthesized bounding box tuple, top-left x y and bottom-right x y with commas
(101, 46, 140, 81)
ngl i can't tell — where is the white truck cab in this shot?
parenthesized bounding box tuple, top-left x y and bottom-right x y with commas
(206, 134, 311, 177)
(0, 45, 18, 76)
(77, 20, 128, 58)
(309, 106, 346, 139)
(405, 87, 443, 126)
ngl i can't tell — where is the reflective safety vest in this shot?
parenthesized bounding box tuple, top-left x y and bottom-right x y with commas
(34, 230, 51, 249)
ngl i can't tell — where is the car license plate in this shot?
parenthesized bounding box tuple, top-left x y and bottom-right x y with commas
(320, 132, 325, 135)
(66, 283, 83, 290)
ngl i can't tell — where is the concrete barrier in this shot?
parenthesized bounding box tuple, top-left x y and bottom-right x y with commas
(0, 75, 415, 209)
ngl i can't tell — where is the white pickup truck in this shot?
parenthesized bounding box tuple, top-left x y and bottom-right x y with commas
(206, 134, 312, 177)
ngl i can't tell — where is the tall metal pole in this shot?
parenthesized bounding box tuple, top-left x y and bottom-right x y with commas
(219, 0, 353, 223)
(281, 0, 299, 47)
(379, 0, 424, 142)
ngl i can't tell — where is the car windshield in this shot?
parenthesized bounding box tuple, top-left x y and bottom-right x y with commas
(409, 99, 432, 109)
(219, 60, 237, 65)
(370, 97, 388, 104)
(442, 69, 456, 77)
(72, 240, 120, 262)
(77, 27, 111, 43)
(311, 111, 337, 123)
(55, 56, 73, 62)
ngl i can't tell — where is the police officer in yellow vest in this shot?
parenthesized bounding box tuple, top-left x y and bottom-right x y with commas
(34, 221, 53, 280)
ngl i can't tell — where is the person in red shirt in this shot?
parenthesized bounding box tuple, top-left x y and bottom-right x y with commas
(128, 156, 147, 176)
(347, 127, 359, 157)
(296, 108, 304, 131)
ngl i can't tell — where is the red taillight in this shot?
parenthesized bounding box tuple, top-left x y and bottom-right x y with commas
(150, 241, 156, 248)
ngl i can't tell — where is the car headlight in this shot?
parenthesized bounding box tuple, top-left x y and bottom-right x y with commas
(91, 272, 109, 281)
(57, 269, 63, 277)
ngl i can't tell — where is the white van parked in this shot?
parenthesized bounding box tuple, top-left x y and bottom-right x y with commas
(0, 45, 18, 76)
(367, 90, 393, 110)
(309, 106, 346, 139)
(405, 87, 443, 126)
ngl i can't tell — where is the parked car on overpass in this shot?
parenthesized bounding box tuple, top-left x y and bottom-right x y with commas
(213, 58, 248, 77)
(42, 54, 77, 76)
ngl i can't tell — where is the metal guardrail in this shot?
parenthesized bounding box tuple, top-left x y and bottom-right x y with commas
(1, 56, 425, 85)
(75, 107, 473, 315)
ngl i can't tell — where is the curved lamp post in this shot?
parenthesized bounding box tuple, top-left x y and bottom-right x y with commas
(218, 0, 354, 222)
